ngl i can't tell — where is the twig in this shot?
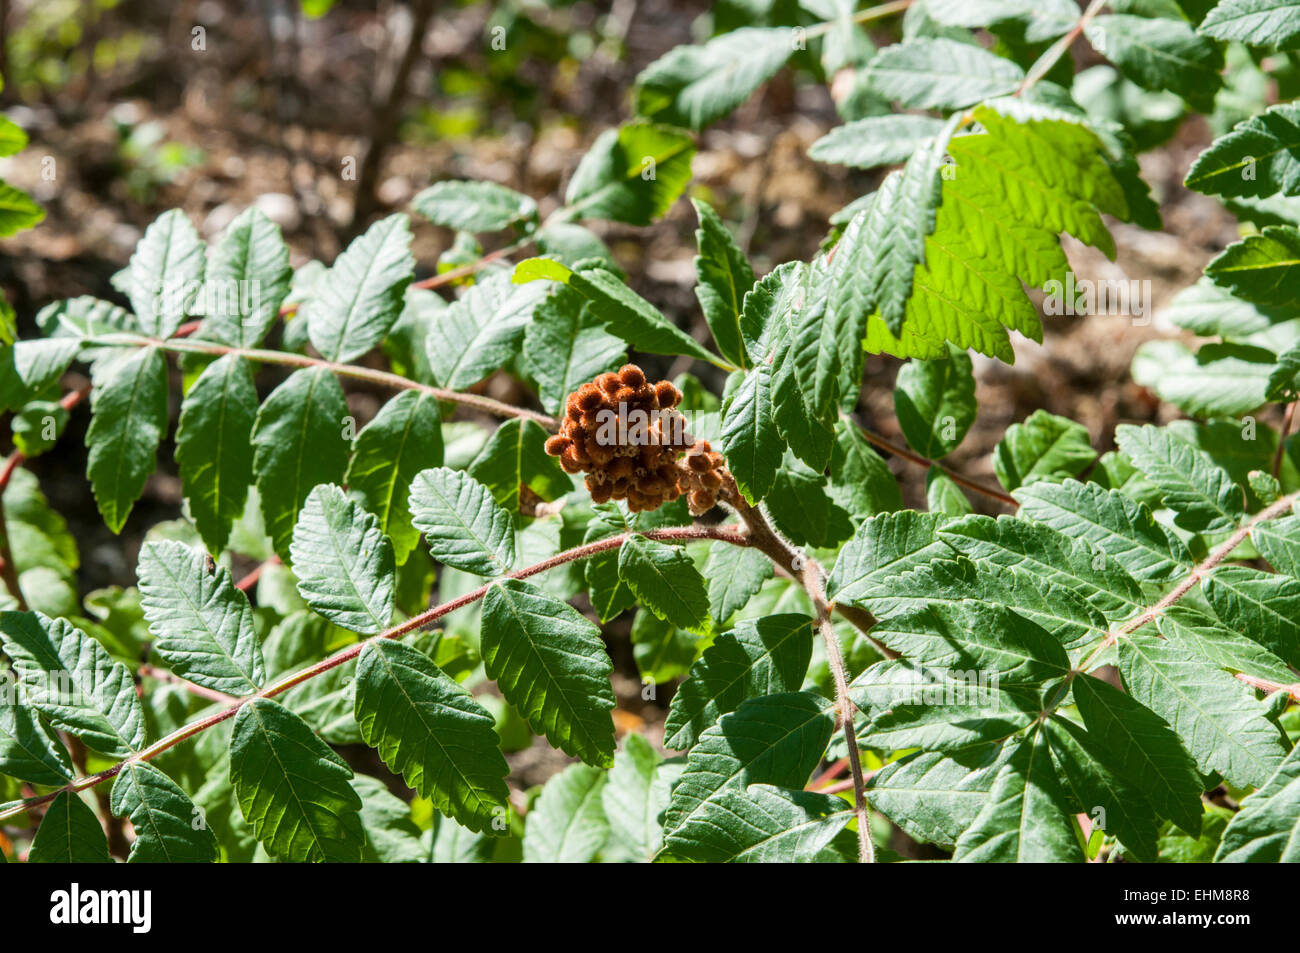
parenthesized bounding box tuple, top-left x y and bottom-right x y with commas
(235, 555, 281, 592)
(847, 416, 1018, 508)
(84, 334, 560, 430)
(1234, 673, 1300, 703)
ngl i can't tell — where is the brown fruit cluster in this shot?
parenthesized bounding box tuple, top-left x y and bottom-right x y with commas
(544, 364, 694, 513)
(678, 439, 729, 516)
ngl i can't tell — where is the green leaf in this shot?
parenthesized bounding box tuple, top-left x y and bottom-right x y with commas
(1203, 566, 1300, 668)
(175, 353, 258, 554)
(863, 102, 1128, 361)
(618, 535, 711, 634)
(693, 199, 755, 368)
(1158, 603, 1298, 686)
(126, 209, 205, 339)
(952, 728, 1083, 862)
(345, 390, 443, 565)
(863, 38, 1024, 110)
(1073, 673, 1204, 835)
(854, 555, 1106, 650)
(28, 792, 111, 863)
(867, 744, 1003, 848)
(1266, 339, 1300, 401)
(86, 346, 169, 533)
(514, 258, 723, 366)
(922, 0, 1079, 41)
(522, 762, 609, 862)
(871, 601, 1071, 684)
(1186, 103, 1300, 199)
(425, 273, 549, 389)
(1119, 633, 1285, 789)
(720, 364, 783, 504)
(765, 454, 855, 549)
(199, 207, 292, 347)
(1013, 478, 1192, 583)
(1215, 745, 1300, 862)
(34, 295, 135, 339)
(468, 417, 571, 513)
(0, 116, 28, 157)
(704, 542, 774, 625)
(1084, 14, 1223, 112)
(662, 692, 835, 851)
(355, 639, 510, 833)
(7, 338, 80, 396)
(634, 28, 792, 131)
(1252, 514, 1300, 577)
(600, 734, 667, 862)
(826, 510, 952, 605)
(1199, 0, 1300, 49)
(354, 774, 425, 862)
(809, 114, 950, 169)
(1163, 278, 1290, 338)
(827, 420, 903, 523)
(926, 467, 972, 515)
(409, 467, 515, 576)
(302, 214, 414, 362)
(1204, 225, 1300, 308)
(664, 614, 814, 750)
(838, 140, 948, 336)
(631, 609, 697, 684)
(1114, 424, 1245, 533)
(251, 367, 350, 563)
(1131, 340, 1274, 418)
(411, 180, 537, 232)
(289, 484, 395, 634)
(521, 286, 625, 415)
(993, 410, 1096, 492)
(0, 700, 73, 786)
(663, 783, 851, 863)
(137, 540, 266, 694)
(939, 514, 1145, 620)
(0, 611, 145, 756)
(894, 345, 976, 459)
(110, 762, 218, 863)
(1043, 715, 1160, 863)
(229, 697, 365, 862)
(480, 579, 616, 766)
(564, 121, 696, 225)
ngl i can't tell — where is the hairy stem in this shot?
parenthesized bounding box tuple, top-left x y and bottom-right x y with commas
(803, 558, 875, 863)
(0, 524, 744, 824)
(722, 484, 876, 861)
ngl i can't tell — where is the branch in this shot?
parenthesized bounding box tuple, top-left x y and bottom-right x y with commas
(84, 334, 560, 430)
(0, 524, 745, 824)
(845, 415, 1018, 508)
(803, 558, 875, 863)
(1079, 490, 1300, 673)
